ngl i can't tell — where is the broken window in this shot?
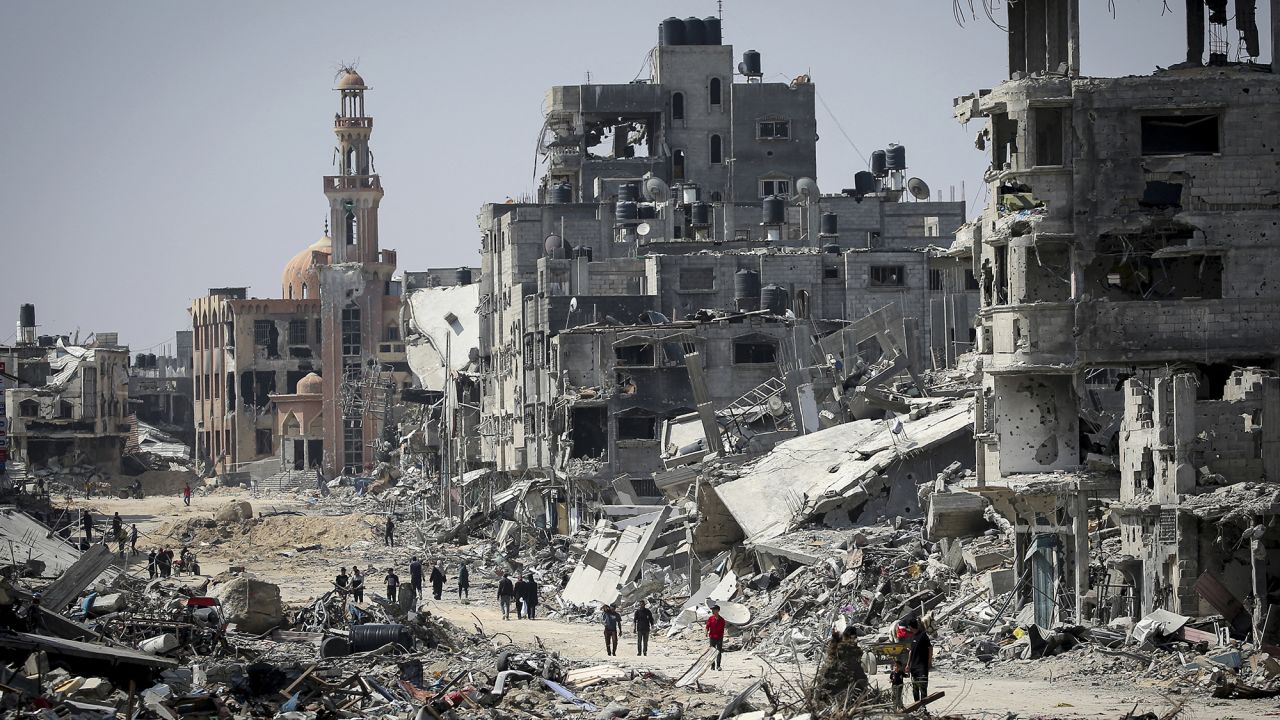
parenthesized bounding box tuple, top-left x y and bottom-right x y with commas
(869, 265, 905, 287)
(964, 269, 980, 290)
(709, 77, 722, 106)
(255, 428, 272, 456)
(1033, 107, 1066, 166)
(81, 368, 97, 418)
(342, 417, 363, 473)
(1141, 114, 1219, 156)
(301, 283, 308, 299)
(758, 120, 790, 140)
(616, 414, 657, 440)
(671, 92, 685, 121)
(341, 304, 361, 357)
(570, 407, 607, 459)
(930, 269, 944, 291)
(1086, 232, 1223, 301)
(344, 208, 358, 246)
(673, 149, 686, 180)
(992, 114, 1019, 170)
(385, 325, 400, 342)
(823, 266, 840, 280)
(614, 343, 655, 367)
(733, 336, 778, 364)
(225, 372, 235, 411)
(58, 400, 73, 419)
(19, 399, 37, 418)
(710, 134, 723, 164)
(679, 267, 715, 290)
(288, 319, 307, 345)
(759, 178, 790, 198)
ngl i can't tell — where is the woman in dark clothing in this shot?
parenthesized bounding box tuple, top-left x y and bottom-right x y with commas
(430, 562, 446, 600)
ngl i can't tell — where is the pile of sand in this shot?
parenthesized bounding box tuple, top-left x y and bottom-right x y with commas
(156, 513, 378, 554)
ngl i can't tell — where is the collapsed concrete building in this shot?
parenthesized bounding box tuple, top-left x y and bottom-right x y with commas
(473, 18, 978, 519)
(944, 0, 1280, 631)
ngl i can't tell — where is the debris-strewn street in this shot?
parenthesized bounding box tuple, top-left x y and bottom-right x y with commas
(5, 2, 1280, 719)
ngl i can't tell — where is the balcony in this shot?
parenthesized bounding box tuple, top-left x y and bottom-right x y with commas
(334, 117, 372, 130)
(983, 302, 1077, 371)
(323, 175, 382, 192)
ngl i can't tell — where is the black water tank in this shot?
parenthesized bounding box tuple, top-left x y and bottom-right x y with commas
(455, 267, 473, 286)
(320, 636, 351, 658)
(820, 212, 838, 237)
(870, 150, 888, 177)
(886, 145, 907, 171)
(615, 201, 638, 222)
(741, 50, 762, 76)
(853, 171, 877, 196)
(661, 17, 685, 46)
(19, 303, 35, 327)
(637, 204, 657, 220)
(684, 17, 706, 45)
(574, 246, 593, 261)
(549, 182, 572, 204)
(617, 182, 638, 202)
(760, 284, 789, 314)
(690, 202, 711, 226)
(761, 195, 785, 225)
(703, 16, 722, 45)
(350, 624, 414, 653)
(734, 269, 761, 300)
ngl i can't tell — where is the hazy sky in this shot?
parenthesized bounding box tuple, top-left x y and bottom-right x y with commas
(1, 1, 1272, 351)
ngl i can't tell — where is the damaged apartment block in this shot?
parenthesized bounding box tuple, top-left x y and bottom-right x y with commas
(943, 0, 1280, 631)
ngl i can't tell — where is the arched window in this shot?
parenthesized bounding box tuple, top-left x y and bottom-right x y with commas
(301, 283, 308, 299)
(710, 134, 723, 164)
(671, 92, 685, 120)
(709, 77, 722, 106)
(344, 209, 357, 245)
(673, 149, 686, 180)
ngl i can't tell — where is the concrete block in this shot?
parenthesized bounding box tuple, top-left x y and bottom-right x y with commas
(926, 491, 989, 540)
(986, 567, 1016, 597)
(962, 547, 1005, 574)
(72, 676, 113, 700)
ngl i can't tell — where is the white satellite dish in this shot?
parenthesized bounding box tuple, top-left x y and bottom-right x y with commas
(794, 177, 820, 204)
(906, 177, 931, 201)
(569, 297, 578, 312)
(636, 222, 652, 237)
(641, 174, 671, 203)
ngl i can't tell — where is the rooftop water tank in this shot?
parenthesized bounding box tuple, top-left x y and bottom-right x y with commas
(820, 212, 838, 237)
(615, 201, 638, 222)
(455, 267, 473, 286)
(761, 195, 786, 225)
(617, 182, 638, 202)
(548, 182, 572, 204)
(870, 150, 888, 178)
(886, 144, 907, 171)
(660, 17, 686, 46)
(853, 171, 877, 197)
(683, 17, 706, 45)
(734, 269, 761, 300)
(740, 50, 762, 77)
(703, 16, 722, 45)
(690, 202, 711, 227)
(761, 284, 789, 314)
(19, 303, 35, 327)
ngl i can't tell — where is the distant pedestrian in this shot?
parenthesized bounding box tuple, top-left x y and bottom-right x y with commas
(890, 659, 906, 710)
(513, 574, 529, 619)
(182, 483, 192, 506)
(335, 567, 349, 590)
(147, 550, 157, 579)
(351, 568, 365, 602)
(384, 516, 395, 547)
(601, 604, 622, 656)
(706, 604, 726, 670)
(385, 569, 400, 603)
(522, 574, 539, 620)
(111, 512, 123, 539)
(83, 480, 91, 499)
(430, 562, 446, 600)
(157, 547, 172, 578)
(497, 571, 515, 620)
(906, 618, 932, 703)
(409, 557, 423, 599)
(116, 532, 126, 558)
(129, 524, 139, 554)
(81, 511, 94, 543)
(633, 599, 654, 656)
(457, 561, 470, 600)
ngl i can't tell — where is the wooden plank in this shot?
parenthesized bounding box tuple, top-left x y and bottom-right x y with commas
(901, 690, 945, 713)
(278, 663, 318, 700)
(41, 544, 115, 612)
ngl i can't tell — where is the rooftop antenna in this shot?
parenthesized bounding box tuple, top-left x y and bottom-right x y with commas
(718, 0, 723, 20)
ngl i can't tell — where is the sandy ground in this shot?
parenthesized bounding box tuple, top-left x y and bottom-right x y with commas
(62, 488, 1280, 718)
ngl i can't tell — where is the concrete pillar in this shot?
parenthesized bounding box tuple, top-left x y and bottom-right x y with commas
(1073, 488, 1090, 624)
(1066, 0, 1081, 75)
(1263, 377, 1280, 481)
(1008, 0, 1027, 77)
(1167, 374, 1198, 498)
(1186, 0, 1205, 65)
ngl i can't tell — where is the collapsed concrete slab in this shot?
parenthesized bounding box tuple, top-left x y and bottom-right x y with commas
(562, 506, 673, 606)
(210, 575, 283, 634)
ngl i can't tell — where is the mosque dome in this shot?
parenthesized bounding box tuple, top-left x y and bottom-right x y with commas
(295, 372, 323, 395)
(335, 70, 366, 89)
(282, 233, 331, 300)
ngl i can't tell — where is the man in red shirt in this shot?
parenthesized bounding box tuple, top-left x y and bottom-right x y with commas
(705, 604, 726, 670)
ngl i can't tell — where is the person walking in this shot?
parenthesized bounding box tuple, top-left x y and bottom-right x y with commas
(383, 515, 395, 547)
(601, 604, 622, 656)
(889, 659, 906, 711)
(905, 618, 933, 703)
(409, 557, 423, 600)
(182, 483, 192, 507)
(350, 568, 365, 602)
(157, 547, 171, 578)
(633, 599, 654, 656)
(706, 604, 726, 670)
(335, 567, 349, 590)
(116, 531, 126, 559)
(81, 511, 94, 544)
(430, 562, 446, 600)
(497, 571, 515, 620)
(129, 524, 139, 554)
(384, 568, 400, 603)
(457, 561, 470, 600)
(512, 574, 529, 619)
(522, 574, 539, 620)
(147, 549, 157, 579)
(111, 512, 123, 540)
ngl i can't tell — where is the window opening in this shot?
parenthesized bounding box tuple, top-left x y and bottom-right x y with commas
(758, 120, 790, 139)
(710, 134, 723, 164)
(672, 92, 685, 120)
(870, 265, 906, 287)
(1141, 114, 1219, 155)
(709, 77, 722, 106)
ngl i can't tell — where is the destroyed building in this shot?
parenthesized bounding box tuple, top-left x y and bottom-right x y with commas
(188, 69, 410, 480)
(947, 0, 1280, 629)
(127, 331, 193, 446)
(2, 305, 132, 473)
(474, 18, 976, 507)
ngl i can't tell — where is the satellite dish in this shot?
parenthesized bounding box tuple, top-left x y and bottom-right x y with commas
(794, 177, 819, 204)
(544, 234, 563, 255)
(636, 222, 652, 237)
(569, 297, 578, 312)
(906, 177, 931, 201)
(641, 174, 671, 203)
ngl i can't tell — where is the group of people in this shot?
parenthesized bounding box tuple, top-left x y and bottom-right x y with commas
(145, 546, 198, 578)
(495, 571, 540, 620)
(334, 567, 366, 602)
(597, 599, 656, 656)
(81, 510, 140, 559)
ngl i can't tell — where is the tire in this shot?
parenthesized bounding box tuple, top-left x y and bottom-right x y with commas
(496, 650, 511, 672)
